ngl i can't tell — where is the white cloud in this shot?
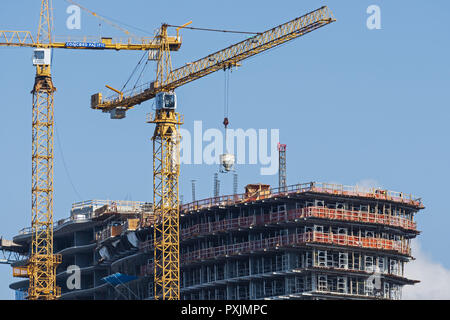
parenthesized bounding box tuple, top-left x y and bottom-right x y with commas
(342, 179, 450, 299)
(355, 178, 382, 190)
(325, 179, 382, 190)
(403, 240, 450, 299)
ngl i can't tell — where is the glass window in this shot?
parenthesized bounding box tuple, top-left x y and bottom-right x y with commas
(164, 94, 175, 108)
(34, 50, 44, 60)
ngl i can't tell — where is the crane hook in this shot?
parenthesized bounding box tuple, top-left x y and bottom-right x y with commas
(223, 117, 229, 129)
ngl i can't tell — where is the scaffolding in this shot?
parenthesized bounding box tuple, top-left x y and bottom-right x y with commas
(139, 231, 410, 264)
(181, 182, 423, 213)
(179, 206, 417, 240)
(171, 182, 422, 300)
(71, 199, 152, 219)
(7, 181, 420, 300)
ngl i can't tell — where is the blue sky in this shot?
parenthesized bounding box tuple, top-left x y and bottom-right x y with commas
(1, 0, 449, 299)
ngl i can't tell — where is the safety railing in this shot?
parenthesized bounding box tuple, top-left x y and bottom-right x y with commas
(304, 207, 416, 230)
(71, 199, 152, 219)
(180, 182, 423, 214)
(180, 206, 417, 240)
(18, 212, 89, 235)
(18, 227, 32, 235)
(140, 231, 410, 265)
(17, 200, 150, 236)
(146, 112, 184, 125)
(178, 232, 410, 265)
(103, 82, 150, 103)
(56, 213, 88, 226)
(181, 193, 244, 213)
(72, 199, 149, 211)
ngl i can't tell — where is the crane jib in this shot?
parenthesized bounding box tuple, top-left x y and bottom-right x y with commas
(92, 6, 336, 113)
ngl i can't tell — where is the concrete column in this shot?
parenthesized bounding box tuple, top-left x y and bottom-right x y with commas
(311, 273, 317, 291)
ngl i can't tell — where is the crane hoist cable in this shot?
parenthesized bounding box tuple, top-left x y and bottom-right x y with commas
(167, 22, 261, 154)
(224, 68, 230, 120)
(120, 51, 151, 97)
(166, 24, 261, 35)
(223, 67, 231, 154)
(54, 123, 83, 201)
(223, 68, 230, 127)
(131, 58, 150, 94)
(220, 67, 236, 174)
(120, 51, 148, 92)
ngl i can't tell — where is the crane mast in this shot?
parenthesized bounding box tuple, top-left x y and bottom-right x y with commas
(1, 1, 183, 300)
(29, 0, 60, 300)
(91, 6, 335, 300)
(150, 25, 182, 300)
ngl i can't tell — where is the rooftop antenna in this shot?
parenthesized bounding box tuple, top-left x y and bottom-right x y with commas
(278, 143, 287, 192)
(214, 173, 220, 198)
(233, 173, 238, 195)
(191, 179, 197, 202)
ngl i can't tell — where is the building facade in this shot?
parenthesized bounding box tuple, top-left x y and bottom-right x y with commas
(10, 182, 423, 300)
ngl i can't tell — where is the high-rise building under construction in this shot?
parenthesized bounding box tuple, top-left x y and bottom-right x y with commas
(6, 182, 423, 300)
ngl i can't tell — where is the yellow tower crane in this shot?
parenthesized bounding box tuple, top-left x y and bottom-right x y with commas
(91, 6, 336, 300)
(1, 0, 184, 300)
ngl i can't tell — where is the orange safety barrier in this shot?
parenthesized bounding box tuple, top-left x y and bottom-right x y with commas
(178, 232, 410, 265)
(140, 231, 410, 265)
(180, 182, 423, 214)
(12, 266, 29, 278)
(180, 206, 417, 240)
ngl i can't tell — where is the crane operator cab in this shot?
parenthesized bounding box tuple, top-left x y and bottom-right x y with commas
(32, 48, 51, 66)
(156, 92, 177, 110)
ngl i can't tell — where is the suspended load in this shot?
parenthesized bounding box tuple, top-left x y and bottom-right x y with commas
(220, 116, 235, 172)
(220, 153, 235, 172)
